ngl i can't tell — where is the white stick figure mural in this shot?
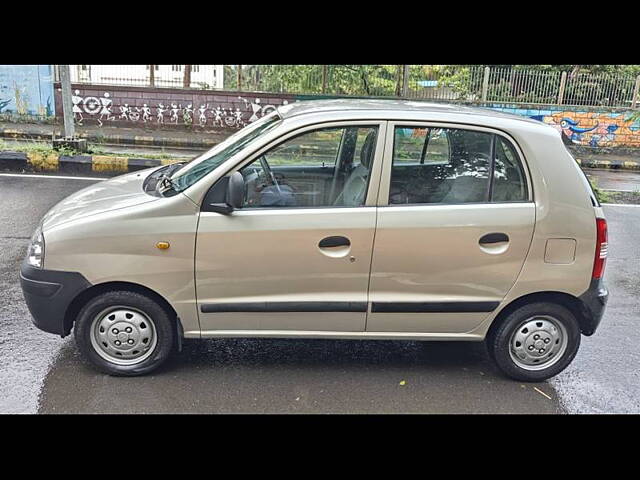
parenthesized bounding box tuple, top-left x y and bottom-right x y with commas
(72, 89, 84, 125)
(66, 90, 293, 129)
(183, 103, 193, 124)
(212, 106, 224, 127)
(97, 93, 114, 126)
(239, 97, 287, 123)
(198, 104, 208, 126)
(170, 103, 180, 124)
(240, 97, 263, 123)
(233, 107, 244, 127)
(129, 107, 140, 122)
(157, 103, 166, 124)
(141, 104, 152, 122)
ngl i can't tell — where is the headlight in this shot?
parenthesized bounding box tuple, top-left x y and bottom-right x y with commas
(27, 226, 45, 268)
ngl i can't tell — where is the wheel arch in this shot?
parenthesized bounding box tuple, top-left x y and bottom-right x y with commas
(63, 281, 184, 349)
(487, 290, 590, 341)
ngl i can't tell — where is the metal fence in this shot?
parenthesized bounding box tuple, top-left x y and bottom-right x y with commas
(564, 72, 638, 108)
(68, 65, 224, 89)
(62, 65, 640, 109)
(485, 68, 563, 105)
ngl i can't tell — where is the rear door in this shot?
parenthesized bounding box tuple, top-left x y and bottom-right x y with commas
(195, 121, 387, 334)
(367, 122, 535, 334)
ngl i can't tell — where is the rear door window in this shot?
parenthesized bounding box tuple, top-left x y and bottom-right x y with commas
(491, 136, 528, 202)
(390, 126, 492, 204)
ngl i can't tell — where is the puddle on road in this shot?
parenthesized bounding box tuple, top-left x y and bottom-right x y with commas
(0, 283, 68, 414)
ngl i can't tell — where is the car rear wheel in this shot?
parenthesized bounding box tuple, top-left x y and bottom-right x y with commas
(74, 290, 175, 376)
(488, 302, 581, 382)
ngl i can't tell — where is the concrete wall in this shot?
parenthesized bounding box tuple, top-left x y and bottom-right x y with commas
(484, 104, 640, 148)
(53, 84, 295, 131)
(0, 65, 55, 119)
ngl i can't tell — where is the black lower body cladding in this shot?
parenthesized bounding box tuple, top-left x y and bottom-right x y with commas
(20, 260, 91, 337)
(578, 278, 609, 336)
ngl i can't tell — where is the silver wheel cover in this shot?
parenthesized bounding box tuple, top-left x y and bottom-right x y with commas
(508, 315, 569, 371)
(89, 306, 158, 366)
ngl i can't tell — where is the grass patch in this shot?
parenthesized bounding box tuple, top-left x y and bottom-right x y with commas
(605, 190, 640, 205)
(0, 139, 187, 161)
(588, 176, 613, 204)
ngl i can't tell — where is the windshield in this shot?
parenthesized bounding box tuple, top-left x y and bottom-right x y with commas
(169, 112, 281, 193)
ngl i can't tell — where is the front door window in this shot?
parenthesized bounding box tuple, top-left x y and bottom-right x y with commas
(239, 126, 378, 208)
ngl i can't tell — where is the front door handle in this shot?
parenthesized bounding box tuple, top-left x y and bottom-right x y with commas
(479, 232, 509, 244)
(319, 236, 351, 248)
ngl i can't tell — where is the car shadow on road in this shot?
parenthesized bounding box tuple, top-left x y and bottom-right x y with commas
(38, 337, 563, 414)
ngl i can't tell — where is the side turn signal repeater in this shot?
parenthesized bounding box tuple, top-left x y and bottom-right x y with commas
(156, 241, 170, 250)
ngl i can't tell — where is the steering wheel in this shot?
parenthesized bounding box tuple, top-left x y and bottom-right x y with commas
(259, 155, 281, 189)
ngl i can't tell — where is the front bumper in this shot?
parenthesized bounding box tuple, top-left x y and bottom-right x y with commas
(578, 277, 609, 336)
(20, 261, 91, 337)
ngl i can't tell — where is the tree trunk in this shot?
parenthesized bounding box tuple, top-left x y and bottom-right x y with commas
(183, 65, 192, 88)
(149, 65, 155, 87)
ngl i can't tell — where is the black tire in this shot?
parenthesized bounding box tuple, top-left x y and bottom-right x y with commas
(487, 302, 581, 382)
(74, 290, 175, 376)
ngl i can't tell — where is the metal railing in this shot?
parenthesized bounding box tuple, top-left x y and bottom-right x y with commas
(563, 72, 638, 107)
(485, 67, 563, 105)
(68, 65, 224, 90)
(62, 65, 640, 109)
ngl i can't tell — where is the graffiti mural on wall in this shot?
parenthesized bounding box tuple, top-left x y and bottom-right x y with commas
(69, 90, 290, 128)
(0, 65, 54, 118)
(488, 105, 640, 148)
(545, 112, 639, 148)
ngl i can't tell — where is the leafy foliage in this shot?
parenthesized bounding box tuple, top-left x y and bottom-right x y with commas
(222, 65, 640, 108)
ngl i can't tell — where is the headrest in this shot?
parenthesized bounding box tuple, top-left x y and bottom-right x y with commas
(360, 131, 377, 168)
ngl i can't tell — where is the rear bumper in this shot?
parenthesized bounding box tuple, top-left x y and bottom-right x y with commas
(578, 278, 609, 336)
(20, 261, 91, 337)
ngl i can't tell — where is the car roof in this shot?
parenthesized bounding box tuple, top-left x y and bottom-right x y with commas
(277, 98, 547, 129)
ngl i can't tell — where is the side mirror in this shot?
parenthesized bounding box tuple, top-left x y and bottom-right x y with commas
(206, 172, 244, 215)
(226, 171, 244, 210)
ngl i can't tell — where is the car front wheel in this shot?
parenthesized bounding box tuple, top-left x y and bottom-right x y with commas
(74, 290, 175, 376)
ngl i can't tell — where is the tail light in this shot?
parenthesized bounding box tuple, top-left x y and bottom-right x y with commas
(592, 218, 608, 279)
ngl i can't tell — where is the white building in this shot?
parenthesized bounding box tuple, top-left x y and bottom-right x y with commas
(70, 65, 224, 89)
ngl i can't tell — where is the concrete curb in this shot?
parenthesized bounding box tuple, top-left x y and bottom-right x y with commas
(0, 151, 181, 176)
(0, 126, 221, 149)
(575, 157, 640, 170)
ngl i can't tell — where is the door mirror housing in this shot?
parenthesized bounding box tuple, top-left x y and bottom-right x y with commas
(203, 172, 245, 215)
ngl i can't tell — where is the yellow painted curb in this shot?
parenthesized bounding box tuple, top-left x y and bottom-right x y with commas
(160, 158, 183, 166)
(92, 155, 129, 172)
(134, 136, 155, 144)
(27, 152, 59, 171)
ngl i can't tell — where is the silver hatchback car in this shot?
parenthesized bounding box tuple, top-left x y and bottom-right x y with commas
(20, 99, 608, 381)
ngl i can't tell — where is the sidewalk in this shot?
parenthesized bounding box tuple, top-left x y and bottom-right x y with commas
(0, 121, 228, 149)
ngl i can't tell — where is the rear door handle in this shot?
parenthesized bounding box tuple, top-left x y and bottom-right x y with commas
(479, 232, 509, 244)
(319, 236, 351, 248)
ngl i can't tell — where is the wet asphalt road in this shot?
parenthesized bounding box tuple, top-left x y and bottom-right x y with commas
(584, 168, 640, 192)
(0, 173, 637, 414)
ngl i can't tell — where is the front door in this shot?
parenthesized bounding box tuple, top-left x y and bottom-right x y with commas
(195, 122, 386, 334)
(366, 122, 536, 334)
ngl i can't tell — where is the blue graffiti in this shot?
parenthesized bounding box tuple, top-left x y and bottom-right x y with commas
(0, 97, 11, 112)
(560, 117, 599, 133)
